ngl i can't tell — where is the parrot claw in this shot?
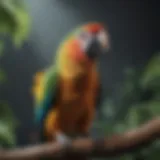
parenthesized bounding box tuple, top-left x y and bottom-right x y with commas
(55, 133, 72, 145)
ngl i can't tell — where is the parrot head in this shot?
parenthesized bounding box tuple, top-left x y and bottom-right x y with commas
(57, 22, 110, 78)
(66, 22, 110, 62)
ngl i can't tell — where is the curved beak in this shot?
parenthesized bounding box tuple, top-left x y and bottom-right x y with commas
(97, 30, 110, 52)
(86, 30, 110, 59)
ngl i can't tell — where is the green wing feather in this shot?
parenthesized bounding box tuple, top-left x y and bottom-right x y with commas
(33, 66, 59, 141)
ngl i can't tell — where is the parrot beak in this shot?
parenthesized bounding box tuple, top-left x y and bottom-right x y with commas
(86, 30, 110, 59)
(97, 30, 110, 52)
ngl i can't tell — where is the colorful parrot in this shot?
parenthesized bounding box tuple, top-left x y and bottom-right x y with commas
(32, 22, 110, 144)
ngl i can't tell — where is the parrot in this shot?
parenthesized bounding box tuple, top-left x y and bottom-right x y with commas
(32, 22, 110, 145)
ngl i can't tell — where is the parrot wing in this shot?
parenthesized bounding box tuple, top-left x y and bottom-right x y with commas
(32, 67, 59, 134)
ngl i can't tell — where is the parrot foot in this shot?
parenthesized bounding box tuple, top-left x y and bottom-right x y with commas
(55, 132, 72, 145)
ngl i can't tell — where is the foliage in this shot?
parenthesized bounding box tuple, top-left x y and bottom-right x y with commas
(0, 0, 30, 147)
(96, 52, 160, 160)
(0, 0, 30, 50)
(0, 102, 18, 147)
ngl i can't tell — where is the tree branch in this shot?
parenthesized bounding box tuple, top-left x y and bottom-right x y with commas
(0, 117, 160, 160)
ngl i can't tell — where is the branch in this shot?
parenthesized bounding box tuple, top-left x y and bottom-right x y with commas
(0, 117, 160, 160)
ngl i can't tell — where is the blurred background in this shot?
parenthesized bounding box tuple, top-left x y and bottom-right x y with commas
(0, 0, 159, 159)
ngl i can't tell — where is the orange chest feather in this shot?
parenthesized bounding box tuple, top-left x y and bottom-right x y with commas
(58, 70, 99, 109)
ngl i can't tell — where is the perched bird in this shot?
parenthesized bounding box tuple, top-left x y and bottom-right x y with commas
(32, 22, 110, 145)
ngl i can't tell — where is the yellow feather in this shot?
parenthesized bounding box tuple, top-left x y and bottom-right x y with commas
(44, 108, 58, 138)
(32, 72, 45, 103)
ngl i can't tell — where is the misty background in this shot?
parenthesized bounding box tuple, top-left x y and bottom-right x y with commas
(0, 0, 159, 145)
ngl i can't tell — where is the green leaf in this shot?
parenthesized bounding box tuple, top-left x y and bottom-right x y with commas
(0, 0, 31, 47)
(145, 101, 160, 117)
(125, 106, 140, 129)
(0, 122, 16, 147)
(8, 1, 31, 47)
(0, 102, 18, 147)
(141, 53, 160, 90)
